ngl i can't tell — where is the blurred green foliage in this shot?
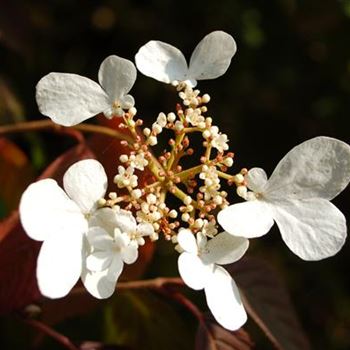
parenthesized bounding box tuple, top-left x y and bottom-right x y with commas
(0, 0, 350, 348)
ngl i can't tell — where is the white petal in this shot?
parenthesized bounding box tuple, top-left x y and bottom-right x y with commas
(88, 208, 119, 236)
(204, 266, 247, 331)
(188, 31, 236, 82)
(86, 251, 112, 271)
(114, 209, 136, 234)
(177, 229, 198, 254)
(98, 55, 136, 101)
(203, 232, 249, 265)
(266, 136, 350, 201)
(122, 245, 138, 264)
(36, 73, 109, 126)
(246, 168, 268, 193)
(107, 255, 124, 282)
(120, 94, 135, 109)
(87, 226, 113, 250)
(272, 198, 347, 261)
(218, 200, 274, 238)
(178, 252, 212, 290)
(63, 159, 107, 214)
(19, 179, 86, 241)
(37, 229, 84, 298)
(136, 222, 154, 237)
(81, 267, 116, 299)
(135, 40, 188, 84)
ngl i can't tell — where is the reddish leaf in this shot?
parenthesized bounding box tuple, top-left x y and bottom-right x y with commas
(0, 143, 95, 314)
(0, 137, 34, 213)
(195, 314, 254, 350)
(228, 257, 310, 350)
(0, 211, 41, 314)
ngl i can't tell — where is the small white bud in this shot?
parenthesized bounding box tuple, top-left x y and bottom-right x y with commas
(167, 112, 176, 123)
(181, 213, 190, 222)
(152, 123, 162, 134)
(234, 174, 245, 184)
(131, 189, 142, 199)
(109, 192, 117, 200)
(202, 94, 210, 103)
(148, 135, 158, 146)
(129, 107, 137, 116)
(183, 196, 192, 206)
(119, 154, 128, 163)
(157, 113, 167, 127)
(143, 128, 151, 137)
(169, 209, 178, 218)
(224, 157, 234, 167)
(202, 130, 211, 139)
(174, 121, 184, 131)
(237, 185, 248, 199)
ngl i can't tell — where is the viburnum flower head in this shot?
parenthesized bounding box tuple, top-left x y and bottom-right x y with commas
(177, 229, 249, 330)
(135, 31, 236, 87)
(36, 55, 137, 126)
(218, 136, 350, 261)
(19, 159, 110, 298)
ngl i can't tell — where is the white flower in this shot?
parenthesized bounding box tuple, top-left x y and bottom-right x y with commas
(85, 210, 154, 298)
(135, 31, 236, 87)
(36, 55, 137, 126)
(205, 126, 229, 152)
(114, 166, 138, 188)
(177, 229, 248, 330)
(19, 159, 108, 298)
(129, 153, 148, 171)
(218, 136, 350, 261)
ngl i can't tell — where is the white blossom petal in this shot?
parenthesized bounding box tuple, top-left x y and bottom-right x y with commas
(135, 40, 188, 84)
(188, 31, 236, 82)
(86, 251, 112, 271)
(107, 255, 124, 282)
(37, 229, 83, 298)
(266, 136, 350, 201)
(88, 208, 119, 235)
(218, 200, 274, 238)
(81, 267, 116, 299)
(19, 179, 86, 241)
(203, 232, 249, 265)
(122, 244, 138, 264)
(36, 73, 109, 126)
(98, 55, 136, 102)
(136, 222, 154, 237)
(177, 229, 198, 254)
(63, 159, 107, 214)
(87, 226, 113, 250)
(178, 252, 212, 290)
(204, 266, 247, 331)
(246, 168, 268, 193)
(272, 198, 347, 261)
(120, 94, 135, 109)
(114, 209, 137, 234)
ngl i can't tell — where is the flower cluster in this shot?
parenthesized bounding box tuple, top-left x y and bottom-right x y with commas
(19, 31, 350, 331)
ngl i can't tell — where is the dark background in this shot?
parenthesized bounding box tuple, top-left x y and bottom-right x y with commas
(0, 0, 350, 348)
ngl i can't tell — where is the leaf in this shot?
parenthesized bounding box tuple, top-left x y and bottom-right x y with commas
(0, 211, 41, 314)
(195, 314, 254, 350)
(228, 257, 310, 350)
(0, 137, 34, 216)
(104, 290, 193, 350)
(0, 143, 95, 315)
